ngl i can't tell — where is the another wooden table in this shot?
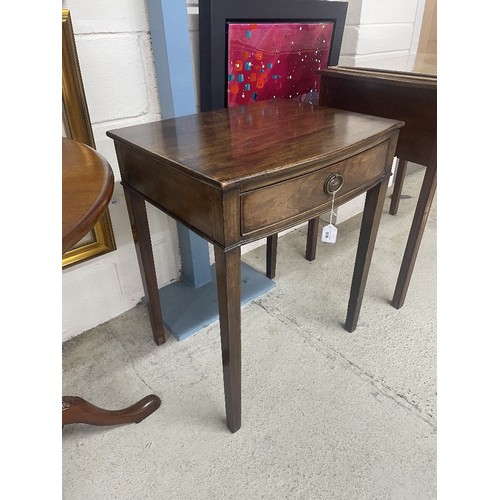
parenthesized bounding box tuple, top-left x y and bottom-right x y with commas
(62, 137, 161, 426)
(316, 66, 437, 309)
(107, 100, 403, 433)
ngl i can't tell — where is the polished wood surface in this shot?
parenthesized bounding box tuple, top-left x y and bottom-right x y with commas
(314, 67, 437, 309)
(62, 137, 115, 253)
(109, 100, 401, 188)
(62, 395, 161, 426)
(109, 100, 402, 247)
(107, 100, 403, 432)
(317, 67, 436, 167)
(62, 137, 161, 427)
(240, 139, 388, 235)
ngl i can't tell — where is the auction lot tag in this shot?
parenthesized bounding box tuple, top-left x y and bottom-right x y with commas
(321, 224, 337, 244)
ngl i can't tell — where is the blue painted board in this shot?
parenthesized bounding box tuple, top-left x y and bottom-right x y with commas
(150, 263, 275, 341)
(145, 0, 275, 341)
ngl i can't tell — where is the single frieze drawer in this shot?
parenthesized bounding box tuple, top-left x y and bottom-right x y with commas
(240, 139, 389, 235)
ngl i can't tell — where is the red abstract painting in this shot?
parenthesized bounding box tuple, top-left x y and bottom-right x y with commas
(227, 22, 335, 107)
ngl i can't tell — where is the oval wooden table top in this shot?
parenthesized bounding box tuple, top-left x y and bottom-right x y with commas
(62, 137, 114, 254)
(62, 137, 162, 428)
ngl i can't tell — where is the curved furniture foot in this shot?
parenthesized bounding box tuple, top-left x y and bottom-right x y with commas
(62, 394, 161, 427)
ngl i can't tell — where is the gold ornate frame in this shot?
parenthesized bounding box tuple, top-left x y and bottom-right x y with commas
(62, 9, 116, 267)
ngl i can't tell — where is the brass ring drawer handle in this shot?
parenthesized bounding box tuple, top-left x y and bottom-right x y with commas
(323, 172, 344, 195)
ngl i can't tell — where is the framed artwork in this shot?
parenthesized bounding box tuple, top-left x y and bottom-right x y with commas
(62, 9, 116, 267)
(199, 0, 348, 111)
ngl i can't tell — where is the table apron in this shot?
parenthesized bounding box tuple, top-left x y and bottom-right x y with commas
(240, 139, 390, 236)
(118, 136, 396, 251)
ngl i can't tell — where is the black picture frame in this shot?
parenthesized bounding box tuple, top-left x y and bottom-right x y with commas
(199, 0, 348, 112)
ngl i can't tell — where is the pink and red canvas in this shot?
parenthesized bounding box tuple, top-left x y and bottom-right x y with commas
(227, 22, 334, 107)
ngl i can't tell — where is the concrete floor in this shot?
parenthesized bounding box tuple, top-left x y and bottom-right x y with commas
(62, 168, 436, 499)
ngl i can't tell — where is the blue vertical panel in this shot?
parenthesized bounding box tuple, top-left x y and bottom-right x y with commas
(176, 223, 212, 287)
(147, 0, 212, 288)
(147, 0, 196, 117)
(145, 0, 275, 340)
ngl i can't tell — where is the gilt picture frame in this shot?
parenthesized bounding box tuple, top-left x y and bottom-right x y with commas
(62, 9, 115, 267)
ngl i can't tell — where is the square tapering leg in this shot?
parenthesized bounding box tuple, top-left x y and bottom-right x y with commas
(266, 234, 278, 279)
(124, 187, 166, 345)
(345, 179, 389, 332)
(392, 157, 436, 309)
(214, 246, 242, 433)
(306, 216, 320, 261)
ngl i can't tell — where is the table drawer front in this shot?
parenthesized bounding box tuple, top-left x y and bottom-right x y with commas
(240, 140, 389, 235)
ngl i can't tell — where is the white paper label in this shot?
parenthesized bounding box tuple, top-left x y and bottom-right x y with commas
(321, 224, 337, 244)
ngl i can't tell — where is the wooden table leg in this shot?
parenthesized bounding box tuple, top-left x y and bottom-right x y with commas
(392, 156, 437, 309)
(389, 158, 408, 215)
(266, 234, 278, 279)
(345, 179, 389, 332)
(214, 246, 242, 433)
(62, 395, 161, 426)
(124, 187, 166, 346)
(306, 216, 320, 261)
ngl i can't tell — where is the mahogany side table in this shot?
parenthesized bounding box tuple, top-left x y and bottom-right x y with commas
(62, 137, 161, 426)
(107, 100, 403, 433)
(315, 67, 437, 309)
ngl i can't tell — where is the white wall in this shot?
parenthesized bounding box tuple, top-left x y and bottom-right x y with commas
(340, 0, 424, 70)
(335, 0, 425, 223)
(62, 0, 182, 341)
(62, 0, 427, 342)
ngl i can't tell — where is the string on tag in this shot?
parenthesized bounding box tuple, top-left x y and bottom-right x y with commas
(329, 190, 337, 225)
(322, 189, 338, 244)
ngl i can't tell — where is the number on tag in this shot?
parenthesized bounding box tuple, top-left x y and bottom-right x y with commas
(321, 224, 337, 244)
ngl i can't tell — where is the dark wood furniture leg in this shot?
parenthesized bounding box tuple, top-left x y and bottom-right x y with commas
(124, 187, 166, 346)
(62, 395, 161, 426)
(345, 179, 389, 332)
(214, 246, 242, 433)
(266, 214, 319, 276)
(266, 234, 278, 279)
(392, 156, 436, 309)
(389, 159, 408, 215)
(306, 216, 320, 261)
(63, 139, 162, 430)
